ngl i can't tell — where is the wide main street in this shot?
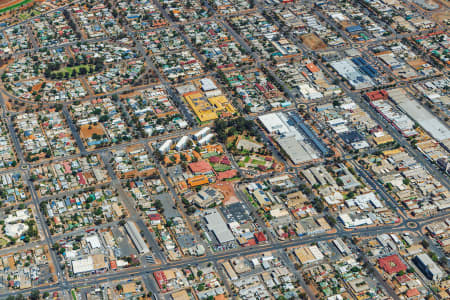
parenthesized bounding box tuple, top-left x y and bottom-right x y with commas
(0, 211, 448, 299)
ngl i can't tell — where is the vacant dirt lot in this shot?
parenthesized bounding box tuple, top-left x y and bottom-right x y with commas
(211, 181, 239, 204)
(301, 33, 327, 50)
(80, 123, 106, 139)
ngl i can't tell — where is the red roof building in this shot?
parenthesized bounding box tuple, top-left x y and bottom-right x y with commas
(216, 169, 238, 180)
(209, 156, 221, 163)
(246, 238, 256, 246)
(220, 156, 231, 165)
(153, 271, 167, 289)
(378, 254, 407, 275)
(396, 274, 411, 284)
(406, 288, 420, 298)
(189, 160, 213, 174)
(77, 172, 86, 185)
(110, 260, 117, 270)
(254, 232, 267, 243)
(366, 90, 388, 101)
(305, 63, 320, 73)
(149, 214, 161, 221)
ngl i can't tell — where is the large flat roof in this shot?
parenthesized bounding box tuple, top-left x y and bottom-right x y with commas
(258, 112, 291, 135)
(393, 94, 450, 141)
(277, 136, 319, 164)
(125, 221, 150, 254)
(331, 59, 374, 89)
(204, 209, 234, 244)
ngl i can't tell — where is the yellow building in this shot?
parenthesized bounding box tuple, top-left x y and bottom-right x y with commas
(383, 148, 402, 156)
(184, 91, 235, 122)
(373, 134, 394, 145)
(187, 175, 210, 187)
(208, 95, 236, 115)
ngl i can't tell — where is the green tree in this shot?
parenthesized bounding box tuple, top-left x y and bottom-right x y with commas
(30, 290, 40, 300)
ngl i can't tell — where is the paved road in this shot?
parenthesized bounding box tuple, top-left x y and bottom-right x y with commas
(2, 213, 448, 298)
(27, 170, 69, 293)
(279, 250, 317, 300)
(0, 92, 25, 163)
(99, 150, 166, 264)
(62, 105, 87, 155)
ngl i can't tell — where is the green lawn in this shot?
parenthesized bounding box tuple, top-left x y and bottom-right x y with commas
(0, 237, 8, 247)
(71, 289, 77, 300)
(243, 156, 250, 163)
(213, 163, 231, 172)
(251, 159, 266, 166)
(19, 9, 38, 20)
(202, 151, 218, 158)
(52, 64, 94, 75)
